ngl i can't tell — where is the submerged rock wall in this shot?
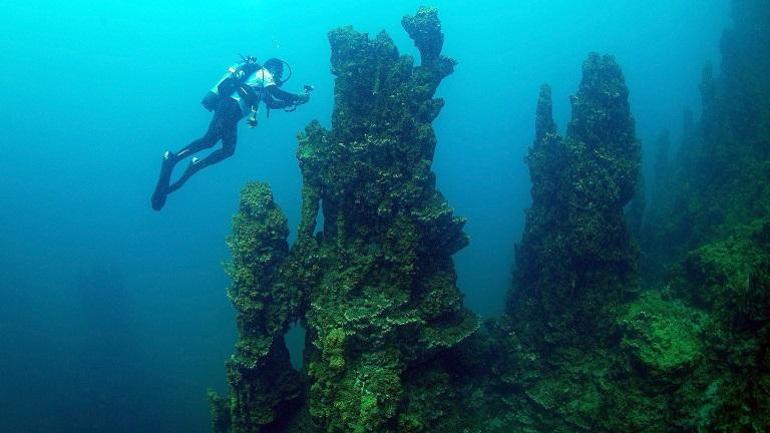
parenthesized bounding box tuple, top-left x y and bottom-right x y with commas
(635, 0, 770, 430)
(481, 33, 769, 431)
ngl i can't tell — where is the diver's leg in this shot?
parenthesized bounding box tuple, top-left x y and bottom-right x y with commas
(166, 119, 238, 194)
(166, 144, 237, 194)
(151, 104, 232, 210)
(172, 116, 221, 161)
(152, 122, 219, 211)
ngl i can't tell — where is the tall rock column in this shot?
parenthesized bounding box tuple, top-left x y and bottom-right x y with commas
(220, 182, 305, 433)
(296, 7, 477, 432)
(510, 53, 641, 349)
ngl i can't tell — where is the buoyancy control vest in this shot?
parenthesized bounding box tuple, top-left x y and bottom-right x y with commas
(200, 60, 260, 112)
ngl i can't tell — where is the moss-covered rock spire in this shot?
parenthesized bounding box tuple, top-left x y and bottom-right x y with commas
(510, 53, 641, 348)
(217, 182, 305, 433)
(296, 7, 477, 431)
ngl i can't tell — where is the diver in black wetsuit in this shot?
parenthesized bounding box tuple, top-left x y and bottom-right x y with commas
(151, 57, 311, 211)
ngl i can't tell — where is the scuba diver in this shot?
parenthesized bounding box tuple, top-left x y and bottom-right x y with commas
(151, 56, 312, 211)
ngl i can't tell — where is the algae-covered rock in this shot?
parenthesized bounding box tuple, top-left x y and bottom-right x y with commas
(667, 220, 770, 432)
(296, 9, 477, 431)
(401, 6, 443, 64)
(620, 291, 705, 373)
(476, 53, 655, 433)
(478, 2, 770, 433)
(634, 4, 770, 428)
(223, 182, 307, 433)
(208, 390, 231, 433)
(674, 221, 770, 323)
(510, 53, 640, 350)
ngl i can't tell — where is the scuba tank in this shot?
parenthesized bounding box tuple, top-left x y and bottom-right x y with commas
(201, 55, 259, 111)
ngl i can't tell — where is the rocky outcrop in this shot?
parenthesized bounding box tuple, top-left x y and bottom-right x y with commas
(510, 54, 640, 350)
(215, 182, 306, 433)
(297, 8, 477, 431)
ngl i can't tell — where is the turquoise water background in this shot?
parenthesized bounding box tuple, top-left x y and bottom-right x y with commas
(0, 1, 727, 431)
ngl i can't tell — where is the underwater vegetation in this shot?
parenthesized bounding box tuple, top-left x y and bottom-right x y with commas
(211, 2, 769, 432)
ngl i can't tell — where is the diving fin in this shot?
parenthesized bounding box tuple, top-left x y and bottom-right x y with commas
(151, 152, 175, 211)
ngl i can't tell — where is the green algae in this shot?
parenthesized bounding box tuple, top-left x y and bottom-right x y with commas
(620, 291, 705, 372)
(666, 221, 770, 432)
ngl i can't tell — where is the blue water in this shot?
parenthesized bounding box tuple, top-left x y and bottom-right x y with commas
(0, 1, 728, 432)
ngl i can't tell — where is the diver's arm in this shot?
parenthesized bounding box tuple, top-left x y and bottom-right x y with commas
(265, 87, 309, 109)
